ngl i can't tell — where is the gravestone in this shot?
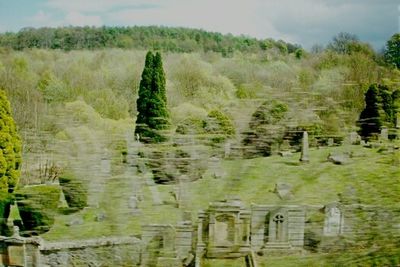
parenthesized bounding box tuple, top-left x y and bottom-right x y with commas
(327, 152, 350, 165)
(323, 204, 343, 236)
(300, 131, 309, 163)
(209, 157, 225, 179)
(128, 196, 141, 215)
(349, 132, 360, 145)
(380, 127, 389, 141)
(224, 142, 231, 158)
(327, 138, 334, 147)
(145, 173, 163, 205)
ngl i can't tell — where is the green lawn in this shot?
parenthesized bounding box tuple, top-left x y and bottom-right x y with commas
(42, 143, 400, 241)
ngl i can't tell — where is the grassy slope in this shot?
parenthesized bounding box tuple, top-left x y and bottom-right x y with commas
(41, 142, 400, 241)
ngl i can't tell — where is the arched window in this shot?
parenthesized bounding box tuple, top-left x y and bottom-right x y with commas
(273, 214, 285, 241)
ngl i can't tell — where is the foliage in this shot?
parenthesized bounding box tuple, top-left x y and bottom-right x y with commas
(143, 145, 207, 184)
(0, 191, 12, 235)
(384, 33, 400, 68)
(242, 101, 288, 157)
(358, 84, 399, 139)
(59, 172, 88, 210)
(204, 109, 235, 144)
(15, 185, 60, 234)
(135, 51, 170, 143)
(0, 90, 22, 192)
(0, 26, 297, 55)
(358, 84, 381, 139)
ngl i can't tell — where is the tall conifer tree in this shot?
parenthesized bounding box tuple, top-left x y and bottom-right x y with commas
(135, 51, 169, 143)
(358, 84, 381, 139)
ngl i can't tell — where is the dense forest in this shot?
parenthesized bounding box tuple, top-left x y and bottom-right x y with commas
(0, 26, 301, 55)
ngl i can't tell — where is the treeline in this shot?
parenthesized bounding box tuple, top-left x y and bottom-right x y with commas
(0, 26, 300, 55)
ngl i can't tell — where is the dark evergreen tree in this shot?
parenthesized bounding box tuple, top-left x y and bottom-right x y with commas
(135, 51, 169, 143)
(358, 85, 381, 139)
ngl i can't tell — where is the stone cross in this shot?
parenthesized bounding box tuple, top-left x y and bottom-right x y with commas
(300, 131, 309, 163)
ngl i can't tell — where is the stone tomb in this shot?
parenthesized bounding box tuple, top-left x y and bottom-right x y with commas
(196, 199, 251, 265)
(141, 222, 194, 267)
(251, 205, 306, 253)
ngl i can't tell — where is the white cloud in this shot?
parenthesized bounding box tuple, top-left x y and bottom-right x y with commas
(32, 0, 398, 48)
(64, 12, 102, 26)
(45, 0, 164, 13)
(28, 10, 61, 27)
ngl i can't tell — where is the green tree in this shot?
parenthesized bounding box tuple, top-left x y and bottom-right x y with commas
(135, 51, 169, 143)
(0, 90, 22, 193)
(384, 33, 400, 68)
(358, 85, 381, 139)
(0, 90, 21, 235)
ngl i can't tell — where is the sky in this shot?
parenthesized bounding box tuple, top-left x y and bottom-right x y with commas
(0, 0, 399, 49)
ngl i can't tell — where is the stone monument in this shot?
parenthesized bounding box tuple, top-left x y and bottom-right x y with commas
(300, 131, 309, 163)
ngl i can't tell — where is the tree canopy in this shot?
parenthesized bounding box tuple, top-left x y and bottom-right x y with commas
(0, 26, 300, 56)
(384, 33, 400, 69)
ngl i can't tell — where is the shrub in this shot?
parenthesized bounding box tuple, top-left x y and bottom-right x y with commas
(58, 172, 88, 210)
(242, 100, 288, 157)
(15, 185, 60, 234)
(204, 109, 235, 144)
(0, 191, 12, 235)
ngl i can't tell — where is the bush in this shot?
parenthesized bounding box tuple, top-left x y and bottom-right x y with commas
(0, 192, 12, 235)
(59, 172, 88, 210)
(242, 100, 288, 158)
(15, 185, 61, 234)
(204, 109, 235, 144)
(143, 145, 207, 184)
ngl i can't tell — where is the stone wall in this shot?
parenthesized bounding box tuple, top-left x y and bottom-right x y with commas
(40, 237, 142, 267)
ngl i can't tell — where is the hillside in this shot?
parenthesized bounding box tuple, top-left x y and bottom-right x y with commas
(0, 26, 299, 55)
(0, 27, 400, 266)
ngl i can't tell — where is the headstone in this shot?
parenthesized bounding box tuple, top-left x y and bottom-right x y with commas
(279, 151, 293, 157)
(381, 127, 389, 141)
(66, 217, 84, 226)
(128, 196, 141, 215)
(323, 204, 343, 236)
(274, 183, 293, 200)
(224, 142, 231, 158)
(209, 157, 225, 179)
(95, 212, 106, 222)
(300, 131, 309, 163)
(327, 138, 334, 147)
(146, 173, 163, 205)
(327, 152, 350, 165)
(349, 132, 360, 145)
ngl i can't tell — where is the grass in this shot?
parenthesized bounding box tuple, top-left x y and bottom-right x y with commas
(42, 142, 400, 241)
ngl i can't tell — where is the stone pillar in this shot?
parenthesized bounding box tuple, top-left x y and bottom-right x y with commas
(195, 212, 206, 267)
(300, 131, 309, 163)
